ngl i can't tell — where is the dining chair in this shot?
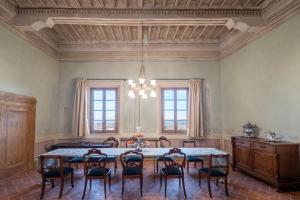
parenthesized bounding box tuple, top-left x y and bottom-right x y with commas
(199, 154, 230, 198)
(160, 148, 187, 198)
(103, 137, 119, 173)
(39, 155, 74, 199)
(82, 149, 111, 199)
(120, 150, 144, 197)
(183, 139, 204, 173)
(156, 136, 172, 173)
(68, 141, 90, 169)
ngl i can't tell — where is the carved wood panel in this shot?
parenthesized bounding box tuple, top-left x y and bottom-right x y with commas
(0, 91, 36, 180)
(234, 146, 252, 169)
(253, 151, 275, 178)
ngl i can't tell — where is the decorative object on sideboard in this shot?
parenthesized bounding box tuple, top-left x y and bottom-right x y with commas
(265, 131, 280, 142)
(242, 121, 255, 137)
(127, 126, 151, 152)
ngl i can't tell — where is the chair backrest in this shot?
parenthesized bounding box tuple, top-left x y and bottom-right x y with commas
(208, 154, 230, 176)
(162, 148, 186, 170)
(39, 155, 63, 177)
(183, 139, 196, 147)
(103, 137, 119, 148)
(158, 136, 171, 148)
(120, 150, 144, 170)
(83, 149, 108, 174)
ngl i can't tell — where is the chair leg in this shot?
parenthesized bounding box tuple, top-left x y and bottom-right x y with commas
(51, 179, 54, 188)
(164, 176, 167, 198)
(160, 173, 162, 187)
(82, 178, 88, 200)
(114, 160, 117, 174)
(199, 173, 201, 187)
(140, 176, 143, 197)
(187, 161, 189, 173)
(59, 177, 64, 199)
(109, 173, 111, 187)
(216, 178, 219, 186)
(179, 177, 181, 187)
(208, 177, 212, 198)
(225, 177, 229, 197)
(121, 176, 125, 195)
(40, 179, 46, 200)
(104, 177, 107, 198)
(89, 179, 92, 190)
(153, 158, 156, 182)
(76, 163, 79, 170)
(182, 176, 187, 199)
(156, 159, 159, 173)
(71, 172, 74, 188)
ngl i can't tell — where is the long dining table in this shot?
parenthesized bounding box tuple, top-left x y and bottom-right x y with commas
(41, 147, 228, 181)
(41, 147, 227, 158)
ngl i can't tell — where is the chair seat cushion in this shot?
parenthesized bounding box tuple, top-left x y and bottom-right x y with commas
(199, 167, 226, 177)
(161, 167, 182, 175)
(157, 156, 173, 162)
(107, 155, 117, 162)
(125, 155, 142, 163)
(69, 157, 85, 163)
(87, 168, 110, 176)
(186, 156, 203, 162)
(45, 167, 73, 177)
(123, 167, 142, 175)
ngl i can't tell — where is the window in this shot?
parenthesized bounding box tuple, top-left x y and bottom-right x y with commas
(161, 88, 188, 133)
(90, 88, 119, 133)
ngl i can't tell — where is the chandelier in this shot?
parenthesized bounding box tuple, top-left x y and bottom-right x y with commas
(127, 22, 156, 99)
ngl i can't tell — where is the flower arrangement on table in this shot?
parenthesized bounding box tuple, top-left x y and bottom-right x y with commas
(126, 127, 151, 152)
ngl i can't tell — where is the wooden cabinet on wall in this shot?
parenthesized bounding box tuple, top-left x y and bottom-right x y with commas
(232, 136, 300, 190)
(0, 91, 36, 179)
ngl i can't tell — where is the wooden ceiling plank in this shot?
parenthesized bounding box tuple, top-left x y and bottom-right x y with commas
(208, 0, 215, 8)
(231, 0, 239, 7)
(138, 25, 142, 42)
(119, 26, 124, 41)
(220, 0, 227, 7)
(127, 26, 131, 41)
(212, 26, 226, 41)
(243, 0, 252, 8)
(69, 24, 84, 42)
(148, 26, 152, 41)
(156, 26, 161, 40)
(163, 0, 167, 7)
(73, 0, 81, 7)
(79, 25, 92, 41)
(172, 26, 180, 40)
(174, 0, 179, 7)
(197, 0, 204, 8)
(152, 0, 155, 8)
(99, 26, 108, 40)
(186, 0, 192, 8)
(196, 26, 207, 40)
(56, 24, 71, 42)
(90, 25, 101, 41)
(109, 26, 117, 41)
(137, 0, 143, 8)
(203, 26, 217, 40)
(189, 25, 199, 40)
(164, 25, 171, 41)
(180, 26, 189, 41)
(61, 25, 77, 41)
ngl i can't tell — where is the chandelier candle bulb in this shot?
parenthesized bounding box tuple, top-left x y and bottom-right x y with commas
(150, 80, 156, 86)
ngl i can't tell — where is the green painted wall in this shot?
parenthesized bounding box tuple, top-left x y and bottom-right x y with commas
(59, 61, 221, 137)
(0, 25, 60, 136)
(220, 13, 300, 141)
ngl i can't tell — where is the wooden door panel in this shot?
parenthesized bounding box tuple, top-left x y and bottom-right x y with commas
(253, 151, 275, 178)
(234, 146, 252, 169)
(6, 110, 28, 168)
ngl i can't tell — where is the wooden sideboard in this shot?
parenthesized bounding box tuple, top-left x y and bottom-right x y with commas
(232, 136, 300, 190)
(0, 91, 36, 179)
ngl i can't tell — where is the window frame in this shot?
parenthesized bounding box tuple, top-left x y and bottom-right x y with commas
(161, 87, 189, 134)
(89, 87, 120, 134)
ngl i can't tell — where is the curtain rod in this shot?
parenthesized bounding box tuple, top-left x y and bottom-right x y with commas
(83, 78, 204, 81)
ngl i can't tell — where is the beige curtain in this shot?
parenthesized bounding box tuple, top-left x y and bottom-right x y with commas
(72, 79, 89, 137)
(188, 79, 208, 137)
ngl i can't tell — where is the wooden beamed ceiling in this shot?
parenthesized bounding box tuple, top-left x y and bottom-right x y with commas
(1, 0, 300, 60)
(46, 24, 232, 44)
(10, 0, 268, 9)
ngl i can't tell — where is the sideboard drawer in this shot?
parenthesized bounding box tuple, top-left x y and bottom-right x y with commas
(253, 142, 275, 153)
(235, 139, 251, 148)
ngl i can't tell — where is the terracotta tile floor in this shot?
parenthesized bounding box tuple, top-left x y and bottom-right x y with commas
(1, 160, 300, 200)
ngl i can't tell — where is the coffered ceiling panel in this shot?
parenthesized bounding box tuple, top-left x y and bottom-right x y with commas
(1, 0, 299, 60)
